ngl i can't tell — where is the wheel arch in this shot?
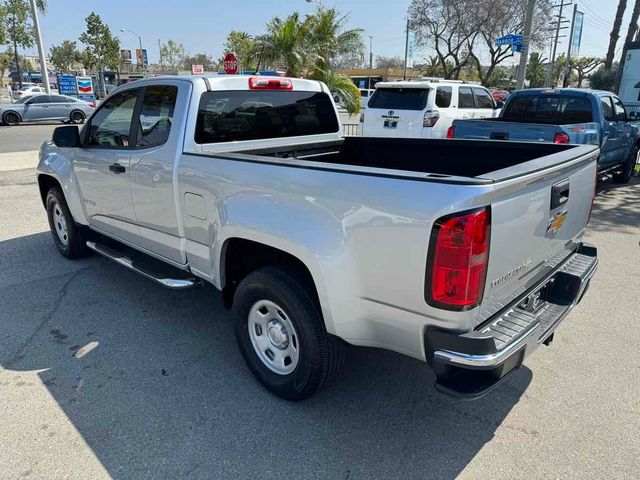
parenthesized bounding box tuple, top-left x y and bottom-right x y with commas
(37, 174, 62, 207)
(218, 237, 334, 332)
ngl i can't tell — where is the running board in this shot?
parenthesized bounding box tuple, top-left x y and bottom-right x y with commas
(86, 240, 201, 289)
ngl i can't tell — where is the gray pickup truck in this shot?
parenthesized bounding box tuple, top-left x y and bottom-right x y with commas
(37, 75, 598, 400)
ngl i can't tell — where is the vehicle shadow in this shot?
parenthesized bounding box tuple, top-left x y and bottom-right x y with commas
(1, 232, 532, 480)
(590, 177, 640, 234)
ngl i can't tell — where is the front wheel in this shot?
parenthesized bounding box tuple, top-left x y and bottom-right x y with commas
(70, 110, 86, 124)
(2, 111, 20, 126)
(233, 266, 346, 401)
(46, 186, 90, 259)
(612, 146, 638, 184)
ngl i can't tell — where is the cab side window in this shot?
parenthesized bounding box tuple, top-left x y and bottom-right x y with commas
(136, 86, 178, 147)
(458, 87, 475, 109)
(611, 97, 627, 122)
(87, 90, 139, 148)
(601, 97, 614, 121)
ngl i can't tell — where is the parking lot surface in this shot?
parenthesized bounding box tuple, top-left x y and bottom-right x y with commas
(0, 126, 639, 479)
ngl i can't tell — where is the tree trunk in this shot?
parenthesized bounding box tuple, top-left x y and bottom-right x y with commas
(616, 0, 640, 93)
(13, 40, 22, 89)
(605, 0, 628, 70)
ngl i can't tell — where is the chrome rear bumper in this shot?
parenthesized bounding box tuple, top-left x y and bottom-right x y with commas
(425, 243, 598, 399)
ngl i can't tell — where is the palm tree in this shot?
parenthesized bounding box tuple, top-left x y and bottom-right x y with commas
(311, 67, 361, 114)
(420, 56, 442, 77)
(526, 52, 547, 87)
(305, 7, 364, 69)
(605, 0, 627, 70)
(255, 13, 309, 77)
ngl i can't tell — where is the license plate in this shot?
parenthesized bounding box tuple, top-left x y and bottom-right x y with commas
(383, 119, 397, 128)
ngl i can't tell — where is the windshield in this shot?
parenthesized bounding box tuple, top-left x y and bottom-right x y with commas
(502, 95, 594, 124)
(368, 88, 430, 111)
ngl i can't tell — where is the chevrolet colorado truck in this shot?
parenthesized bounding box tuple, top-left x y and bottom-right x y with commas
(450, 88, 639, 183)
(37, 75, 598, 400)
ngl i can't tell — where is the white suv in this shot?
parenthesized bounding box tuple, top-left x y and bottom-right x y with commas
(361, 80, 499, 139)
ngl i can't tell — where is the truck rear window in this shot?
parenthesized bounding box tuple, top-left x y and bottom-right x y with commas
(368, 88, 429, 110)
(194, 90, 339, 144)
(502, 95, 593, 124)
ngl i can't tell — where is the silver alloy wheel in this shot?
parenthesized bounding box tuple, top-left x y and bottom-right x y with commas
(248, 299, 300, 375)
(52, 201, 69, 246)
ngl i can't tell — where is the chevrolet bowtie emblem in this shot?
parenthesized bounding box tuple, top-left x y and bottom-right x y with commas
(547, 210, 568, 234)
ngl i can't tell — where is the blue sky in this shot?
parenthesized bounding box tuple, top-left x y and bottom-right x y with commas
(30, 0, 634, 66)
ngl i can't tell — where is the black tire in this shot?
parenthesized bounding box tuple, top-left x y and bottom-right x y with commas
(70, 110, 85, 124)
(233, 266, 346, 401)
(2, 111, 20, 126)
(612, 146, 638, 184)
(45, 186, 90, 259)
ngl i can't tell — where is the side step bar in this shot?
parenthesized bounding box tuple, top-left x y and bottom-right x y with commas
(86, 241, 201, 290)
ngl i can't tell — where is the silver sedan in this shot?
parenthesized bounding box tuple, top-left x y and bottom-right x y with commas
(0, 94, 95, 126)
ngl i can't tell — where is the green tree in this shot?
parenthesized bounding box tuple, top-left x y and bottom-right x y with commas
(49, 40, 80, 73)
(221, 31, 256, 72)
(526, 52, 547, 87)
(305, 6, 364, 69)
(570, 57, 603, 88)
(2, 0, 46, 87)
(180, 52, 216, 71)
(159, 39, 185, 71)
(311, 67, 360, 114)
(79, 12, 120, 96)
(589, 64, 619, 91)
(255, 13, 309, 77)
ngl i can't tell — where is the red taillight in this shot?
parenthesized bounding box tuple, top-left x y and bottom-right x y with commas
(554, 132, 570, 144)
(426, 208, 491, 310)
(88, 103, 95, 108)
(248, 77, 293, 90)
(423, 110, 439, 127)
(446, 125, 455, 139)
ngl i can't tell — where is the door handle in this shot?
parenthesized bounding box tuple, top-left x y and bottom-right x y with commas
(109, 163, 126, 174)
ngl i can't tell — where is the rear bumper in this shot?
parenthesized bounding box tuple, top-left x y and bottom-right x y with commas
(425, 243, 598, 399)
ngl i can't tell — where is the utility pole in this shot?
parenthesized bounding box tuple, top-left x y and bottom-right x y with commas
(563, 4, 578, 87)
(368, 35, 373, 89)
(30, 0, 50, 94)
(545, 0, 572, 87)
(516, 0, 537, 90)
(403, 18, 409, 80)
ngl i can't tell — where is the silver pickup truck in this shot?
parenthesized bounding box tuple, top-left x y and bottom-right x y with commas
(37, 75, 598, 400)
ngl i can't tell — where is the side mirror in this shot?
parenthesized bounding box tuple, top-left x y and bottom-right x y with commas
(52, 125, 81, 148)
(495, 101, 504, 109)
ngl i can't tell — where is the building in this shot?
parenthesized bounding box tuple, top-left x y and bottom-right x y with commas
(619, 42, 640, 104)
(337, 67, 422, 89)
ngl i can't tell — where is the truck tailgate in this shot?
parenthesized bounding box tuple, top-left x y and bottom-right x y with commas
(452, 119, 560, 142)
(476, 144, 598, 323)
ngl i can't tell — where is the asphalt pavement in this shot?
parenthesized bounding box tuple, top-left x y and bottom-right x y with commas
(0, 126, 639, 479)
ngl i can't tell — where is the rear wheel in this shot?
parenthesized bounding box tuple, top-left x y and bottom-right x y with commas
(46, 186, 90, 259)
(612, 146, 638, 184)
(233, 266, 346, 401)
(2, 111, 20, 126)
(70, 110, 85, 124)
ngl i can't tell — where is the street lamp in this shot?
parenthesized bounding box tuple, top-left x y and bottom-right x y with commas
(120, 28, 144, 75)
(368, 35, 373, 90)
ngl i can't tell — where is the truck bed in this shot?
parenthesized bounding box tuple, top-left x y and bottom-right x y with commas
(238, 137, 576, 179)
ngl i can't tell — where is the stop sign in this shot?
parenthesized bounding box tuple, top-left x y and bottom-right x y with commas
(224, 52, 238, 74)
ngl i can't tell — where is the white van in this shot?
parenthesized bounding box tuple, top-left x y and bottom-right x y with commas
(359, 88, 375, 109)
(361, 80, 499, 138)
